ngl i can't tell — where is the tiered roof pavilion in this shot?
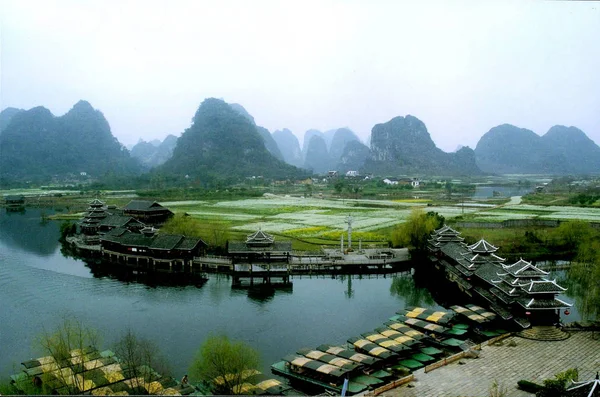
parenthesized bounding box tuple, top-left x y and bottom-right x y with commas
(428, 225, 571, 327)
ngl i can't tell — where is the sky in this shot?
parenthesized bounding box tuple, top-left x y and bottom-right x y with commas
(1, 0, 599, 152)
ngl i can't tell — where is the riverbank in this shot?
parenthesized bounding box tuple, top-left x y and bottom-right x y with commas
(381, 331, 600, 397)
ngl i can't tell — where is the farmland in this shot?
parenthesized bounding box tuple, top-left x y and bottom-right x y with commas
(158, 194, 600, 247)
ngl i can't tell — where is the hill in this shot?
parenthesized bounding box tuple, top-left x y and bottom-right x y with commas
(229, 103, 284, 161)
(303, 135, 330, 174)
(329, 128, 360, 166)
(364, 115, 481, 175)
(475, 124, 600, 174)
(131, 134, 178, 169)
(159, 98, 306, 183)
(0, 101, 140, 182)
(0, 107, 24, 134)
(273, 128, 303, 167)
(336, 140, 370, 174)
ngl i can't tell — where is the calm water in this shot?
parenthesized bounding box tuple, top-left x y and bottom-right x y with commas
(0, 208, 438, 379)
(472, 185, 534, 199)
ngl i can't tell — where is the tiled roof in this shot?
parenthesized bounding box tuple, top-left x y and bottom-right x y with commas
(468, 239, 499, 253)
(434, 225, 461, 235)
(124, 200, 171, 213)
(525, 279, 567, 293)
(176, 237, 206, 251)
(501, 259, 549, 277)
(150, 234, 183, 250)
(99, 215, 143, 228)
(518, 296, 572, 309)
(246, 229, 274, 244)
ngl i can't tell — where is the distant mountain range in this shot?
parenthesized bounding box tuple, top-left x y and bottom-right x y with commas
(475, 124, 600, 174)
(2, 99, 599, 184)
(130, 135, 178, 169)
(0, 101, 140, 182)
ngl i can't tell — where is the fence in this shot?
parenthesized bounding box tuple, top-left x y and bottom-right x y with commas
(363, 374, 415, 396)
(455, 219, 600, 229)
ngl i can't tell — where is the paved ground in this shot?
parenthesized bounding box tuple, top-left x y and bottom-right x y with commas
(382, 332, 600, 397)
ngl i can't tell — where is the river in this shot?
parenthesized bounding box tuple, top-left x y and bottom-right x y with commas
(0, 208, 438, 380)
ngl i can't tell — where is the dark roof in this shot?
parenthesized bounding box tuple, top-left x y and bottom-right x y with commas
(500, 259, 549, 278)
(102, 232, 152, 247)
(99, 215, 144, 228)
(124, 200, 170, 212)
(474, 262, 502, 285)
(150, 234, 183, 250)
(516, 296, 572, 310)
(104, 227, 129, 237)
(176, 237, 206, 250)
(525, 280, 567, 294)
(101, 231, 204, 252)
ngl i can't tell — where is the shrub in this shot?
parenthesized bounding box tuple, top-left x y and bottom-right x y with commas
(517, 380, 542, 393)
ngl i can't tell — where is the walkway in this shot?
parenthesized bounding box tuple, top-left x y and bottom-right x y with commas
(382, 332, 600, 397)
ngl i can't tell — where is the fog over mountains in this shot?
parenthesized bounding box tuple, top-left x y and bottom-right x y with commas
(2, 98, 600, 185)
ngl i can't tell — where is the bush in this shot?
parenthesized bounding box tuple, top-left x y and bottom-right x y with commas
(517, 380, 542, 393)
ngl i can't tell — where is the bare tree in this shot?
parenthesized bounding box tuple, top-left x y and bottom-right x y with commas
(36, 316, 100, 394)
(114, 329, 172, 394)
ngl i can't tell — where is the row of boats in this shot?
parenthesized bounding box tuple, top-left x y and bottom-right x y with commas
(269, 304, 510, 395)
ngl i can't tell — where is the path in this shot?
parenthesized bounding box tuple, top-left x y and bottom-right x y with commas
(382, 332, 600, 397)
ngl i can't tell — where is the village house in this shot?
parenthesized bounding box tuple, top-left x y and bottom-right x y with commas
(123, 200, 174, 225)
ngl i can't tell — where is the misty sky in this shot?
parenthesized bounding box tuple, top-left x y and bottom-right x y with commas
(1, 0, 599, 152)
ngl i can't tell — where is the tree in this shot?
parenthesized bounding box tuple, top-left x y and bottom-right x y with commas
(553, 220, 594, 250)
(334, 180, 346, 195)
(114, 329, 172, 394)
(392, 209, 442, 253)
(36, 316, 101, 394)
(189, 334, 260, 395)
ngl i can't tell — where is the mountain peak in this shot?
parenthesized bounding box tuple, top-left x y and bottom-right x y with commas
(71, 100, 95, 113)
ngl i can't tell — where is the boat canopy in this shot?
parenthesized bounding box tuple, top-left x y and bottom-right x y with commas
(283, 355, 350, 378)
(374, 327, 419, 346)
(346, 337, 395, 359)
(383, 321, 426, 339)
(403, 307, 456, 324)
(360, 332, 412, 353)
(315, 345, 381, 367)
(296, 348, 361, 371)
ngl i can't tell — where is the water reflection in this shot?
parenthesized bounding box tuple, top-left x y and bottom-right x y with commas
(389, 270, 435, 307)
(232, 284, 294, 304)
(0, 208, 61, 256)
